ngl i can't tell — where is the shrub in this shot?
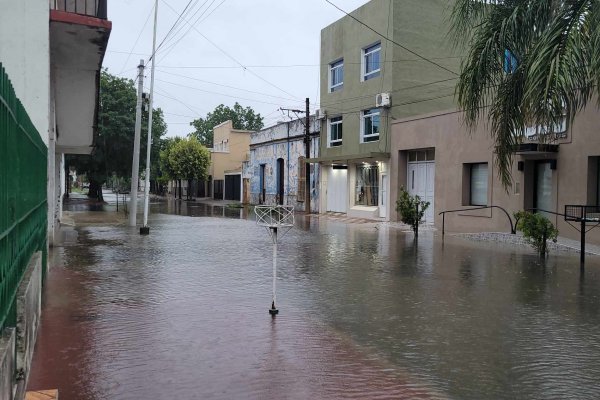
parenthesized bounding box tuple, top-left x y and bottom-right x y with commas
(396, 186, 430, 236)
(514, 211, 558, 256)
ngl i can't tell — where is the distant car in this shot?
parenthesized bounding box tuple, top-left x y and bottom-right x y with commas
(82, 183, 90, 189)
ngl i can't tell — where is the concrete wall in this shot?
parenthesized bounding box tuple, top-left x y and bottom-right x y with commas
(0, 329, 16, 400)
(390, 106, 600, 245)
(0, 0, 50, 146)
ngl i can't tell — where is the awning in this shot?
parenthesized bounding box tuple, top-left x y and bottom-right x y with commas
(513, 143, 559, 154)
(306, 152, 390, 164)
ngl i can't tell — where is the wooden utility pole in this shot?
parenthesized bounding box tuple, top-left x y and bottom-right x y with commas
(304, 98, 311, 213)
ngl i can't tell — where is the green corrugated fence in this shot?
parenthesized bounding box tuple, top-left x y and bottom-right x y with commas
(0, 62, 47, 332)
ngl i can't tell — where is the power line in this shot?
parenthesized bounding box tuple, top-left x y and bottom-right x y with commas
(155, 69, 304, 103)
(118, 4, 154, 75)
(323, 0, 459, 76)
(155, 78, 299, 107)
(154, 57, 466, 69)
(149, 0, 199, 62)
(159, 0, 302, 100)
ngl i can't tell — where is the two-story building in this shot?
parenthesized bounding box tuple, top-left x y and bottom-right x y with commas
(243, 117, 320, 211)
(208, 120, 252, 201)
(311, 0, 460, 221)
(0, 1, 111, 397)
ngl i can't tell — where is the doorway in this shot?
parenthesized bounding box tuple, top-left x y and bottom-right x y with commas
(534, 161, 553, 219)
(277, 158, 284, 205)
(259, 164, 266, 204)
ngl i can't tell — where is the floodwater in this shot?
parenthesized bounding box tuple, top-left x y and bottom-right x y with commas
(28, 198, 600, 399)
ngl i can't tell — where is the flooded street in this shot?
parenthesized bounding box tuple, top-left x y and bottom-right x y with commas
(28, 199, 600, 399)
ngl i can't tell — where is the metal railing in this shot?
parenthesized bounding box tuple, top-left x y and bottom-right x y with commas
(50, 0, 107, 19)
(0, 63, 48, 332)
(439, 205, 516, 236)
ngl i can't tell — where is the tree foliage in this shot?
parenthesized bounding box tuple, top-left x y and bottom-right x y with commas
(189, 102, 264, 147)
(450, 0, 600, 188)
(396, 186, 430, 236)
(162, 137, 210, 199)
(514, 211, 558, 256)
(67, 70, 167, 200)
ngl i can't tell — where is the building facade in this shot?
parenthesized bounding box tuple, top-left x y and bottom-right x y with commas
(208, 120, 252, 201)
(0, 1, 110, 397)
(312, 0, 461, 220)
(243, 117, 320, 212)
(391, 106, 600, 245)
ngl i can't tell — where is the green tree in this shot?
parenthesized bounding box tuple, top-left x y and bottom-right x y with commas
(514, 211, 558, 256)
(167, 137, 211, 200)
(396, 186, 430, 237)
(189, 102, 264, 147)
(450, 0, 600, 188)
(159, 136, 183, 198)
(67, 70, 167, 200)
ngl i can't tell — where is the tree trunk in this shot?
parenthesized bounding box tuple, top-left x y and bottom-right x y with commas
(178, 179, 182, 199)
(188, 179, 192, 200)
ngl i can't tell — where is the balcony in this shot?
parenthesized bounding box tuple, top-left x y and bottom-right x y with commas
(50, 0, 107, 19)
(49, 0, 111, 154)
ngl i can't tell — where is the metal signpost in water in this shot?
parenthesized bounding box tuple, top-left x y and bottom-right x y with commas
(255, 205, 294, 315)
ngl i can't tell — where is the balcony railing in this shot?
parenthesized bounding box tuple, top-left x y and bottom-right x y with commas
(50, 0, 107, 19)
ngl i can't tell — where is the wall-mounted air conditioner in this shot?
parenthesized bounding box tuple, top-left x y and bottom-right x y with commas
(375, 93, 391, 108)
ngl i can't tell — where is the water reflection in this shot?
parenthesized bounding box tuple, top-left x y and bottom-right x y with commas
(28, 203, 600, 399)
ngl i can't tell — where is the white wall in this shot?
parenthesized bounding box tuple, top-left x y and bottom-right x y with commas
(0, 0, 50, 145)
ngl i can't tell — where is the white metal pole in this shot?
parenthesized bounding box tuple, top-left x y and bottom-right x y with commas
(142, 0, 159, 231)
(273, 229, 277, 307)
(128, 60, 144, 227)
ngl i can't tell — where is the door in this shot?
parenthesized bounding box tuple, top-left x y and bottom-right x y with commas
(535, 161, 553, 219)
(277, 158, 284, 205)
(327, 166, 348, 213)
(225, 175, 241, 201)
(259, 164, 266, 204)
(407, 161, 435, 223)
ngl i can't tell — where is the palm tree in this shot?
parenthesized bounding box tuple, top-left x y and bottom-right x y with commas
(451, 0, 600, 188)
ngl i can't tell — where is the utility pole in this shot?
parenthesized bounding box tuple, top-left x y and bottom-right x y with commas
(304, 98, 311, 213)
(128, 60, 144, 227)
(140, 0, 159, 235)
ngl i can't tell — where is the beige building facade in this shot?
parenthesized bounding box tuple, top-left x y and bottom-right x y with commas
(209, 120, 252, 201)
(390, 106, 600, 245)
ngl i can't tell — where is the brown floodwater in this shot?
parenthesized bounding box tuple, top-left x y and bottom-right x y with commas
(28, 198, 600, 399)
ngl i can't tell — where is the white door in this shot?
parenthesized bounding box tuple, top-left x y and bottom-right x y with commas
(379, 174, 387, 218)
(407, 161, 435, 223)
(327, 167, 348, 213)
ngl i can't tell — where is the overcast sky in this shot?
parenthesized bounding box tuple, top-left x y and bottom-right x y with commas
(104, 0, 369, 138)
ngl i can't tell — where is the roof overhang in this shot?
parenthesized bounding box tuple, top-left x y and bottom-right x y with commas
(513, 143, 559, 155)
(50, 10, 111, 155)
(306, 152, 390, 165)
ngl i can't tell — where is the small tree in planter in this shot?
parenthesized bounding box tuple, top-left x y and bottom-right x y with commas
(514, 211, 558, 256)
(396, 186, 430, 237)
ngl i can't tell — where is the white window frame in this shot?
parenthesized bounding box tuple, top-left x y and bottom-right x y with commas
(469, 163, 488, 206)
(362, 42, 381, 81)
(329, 59, 343, 93)
(328, 116, 343, 147)
(360, 108, 380, 143)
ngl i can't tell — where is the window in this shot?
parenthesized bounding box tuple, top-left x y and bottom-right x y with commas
(329, 116, 343, 147)
(355, 165, 379, 206)
(362, 42, 381, 81)
(361, 108, 380, 143)
(329, 59, 343, 92)
(468, 163, 488, 206)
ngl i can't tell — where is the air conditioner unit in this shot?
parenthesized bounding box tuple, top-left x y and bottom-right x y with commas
(316, 109, 327, 120)
(375, 93, 391, 108)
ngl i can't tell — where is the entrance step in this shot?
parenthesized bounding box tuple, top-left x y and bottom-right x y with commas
(25, 390, 58, 400)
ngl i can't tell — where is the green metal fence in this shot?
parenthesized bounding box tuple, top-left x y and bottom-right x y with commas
(0, 63, 47, 332)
